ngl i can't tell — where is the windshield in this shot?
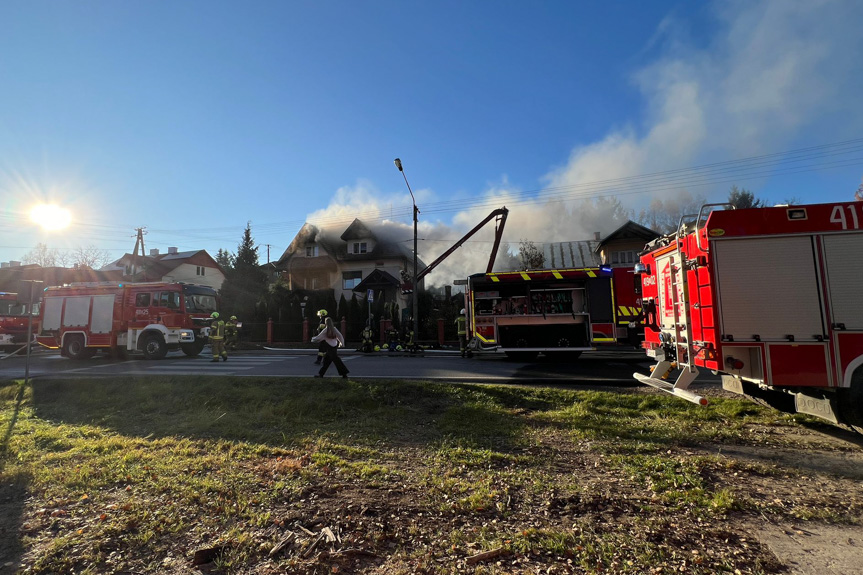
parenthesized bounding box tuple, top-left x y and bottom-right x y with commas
(184, 293, 217, 314)
(182, 286, 218, 314)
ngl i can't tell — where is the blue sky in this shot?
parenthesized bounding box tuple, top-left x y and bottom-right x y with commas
(1, 0, 862, 283)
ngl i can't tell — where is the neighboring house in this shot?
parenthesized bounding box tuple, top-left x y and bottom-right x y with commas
(0, 262, 123, 292)
(102, 247, 225, 290)
(536, 221, 660, 270)
(273, 219, 426, 310)
(595, 221, 660, 268)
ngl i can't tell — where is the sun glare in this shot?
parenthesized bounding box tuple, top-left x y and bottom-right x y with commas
(30, 204, 72, 231)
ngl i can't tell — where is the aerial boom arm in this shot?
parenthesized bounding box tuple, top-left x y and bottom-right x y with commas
(414, 207, 508, 284)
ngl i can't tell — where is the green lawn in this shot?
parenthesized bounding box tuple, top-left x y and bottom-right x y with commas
(0, 376, 854, 574)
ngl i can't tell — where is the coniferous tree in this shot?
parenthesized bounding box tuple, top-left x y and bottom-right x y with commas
(219, 223, 267, 321)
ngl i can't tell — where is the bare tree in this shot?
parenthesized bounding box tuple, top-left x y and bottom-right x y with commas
(518, 239, 545, 270)
(71, 245, 111, 269)
(21, 243, 57, 267)
(636, 190, 707, 234)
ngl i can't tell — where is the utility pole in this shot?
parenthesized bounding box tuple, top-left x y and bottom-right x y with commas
(131, 227, 147, 275)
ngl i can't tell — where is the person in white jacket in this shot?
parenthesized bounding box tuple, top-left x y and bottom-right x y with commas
(311, 317, 350, 378)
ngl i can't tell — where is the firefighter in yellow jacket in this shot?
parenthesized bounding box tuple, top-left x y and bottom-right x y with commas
(455, 309, 468, 358)
(209, 312, 227, 362)
(225, 315, 239, 351)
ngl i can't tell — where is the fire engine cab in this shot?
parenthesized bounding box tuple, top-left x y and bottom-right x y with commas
(0, 292, 39, 351)
(634, 201, 863, 433)
(36, 281, 218, 359)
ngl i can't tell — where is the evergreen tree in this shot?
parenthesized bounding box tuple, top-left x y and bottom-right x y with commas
(337, 294, 348, 325)
(728, 185, 767, 209)
(215, 248, 234, 269)
(219, 223, 267, 321)
(348, 294, 361, 338)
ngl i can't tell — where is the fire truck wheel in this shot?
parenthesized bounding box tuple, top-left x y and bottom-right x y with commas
(63, 335, 96, 360)
(141, 333, 168, 360)
(180, 339, 206, 357)
(838, 372, 863, 434)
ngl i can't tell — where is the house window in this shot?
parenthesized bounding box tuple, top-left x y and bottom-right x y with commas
(343, 271, 362, 290)
(196, 266, 205, 276)
(306, 245, 318, 257)
(611, 251, 635, 265)
(352, 242, 367, 254)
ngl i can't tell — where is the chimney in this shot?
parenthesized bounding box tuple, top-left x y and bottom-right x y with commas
(150, 248, 160, 256)
(594, 232, 601, 241)
(168, 247, 178, 255)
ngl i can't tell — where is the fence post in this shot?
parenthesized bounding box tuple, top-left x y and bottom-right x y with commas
(379, 318, 389, 344)
(341, 316, 347, 339)
(302, 318, 309, 342)
(267, 318, 273, 344)
(437, 318, 445, 346)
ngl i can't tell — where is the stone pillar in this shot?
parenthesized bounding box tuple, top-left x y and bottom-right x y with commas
(267, 318, 273, 344)
(437, 318, 445, 345)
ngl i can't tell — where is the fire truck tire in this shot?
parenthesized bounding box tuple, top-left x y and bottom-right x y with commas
(63, 335, 95, 360)
(141, 333, 168, 360)
(838, 372, 863, 434)
(180, 339, 205, 357)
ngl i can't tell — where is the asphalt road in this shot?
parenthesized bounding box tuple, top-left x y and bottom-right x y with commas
(0, 347, 679, 388)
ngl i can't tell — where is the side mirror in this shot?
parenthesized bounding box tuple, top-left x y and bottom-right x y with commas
(633, 263, 649, 275)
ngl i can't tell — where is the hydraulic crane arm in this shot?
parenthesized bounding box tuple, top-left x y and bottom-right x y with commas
(414, 207, 509, 284)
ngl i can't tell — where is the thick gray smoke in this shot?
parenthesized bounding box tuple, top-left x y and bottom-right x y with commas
(307, 0, 863, 287)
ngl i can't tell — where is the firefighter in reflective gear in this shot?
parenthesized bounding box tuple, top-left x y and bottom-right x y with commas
(455, 309, 468, 358)
(225, 315, 239, 351)
(386, 324, 400, 352)
(210, 312, 227, 362)
(314, 309, 328, 365)
(360, 321, 374, 353)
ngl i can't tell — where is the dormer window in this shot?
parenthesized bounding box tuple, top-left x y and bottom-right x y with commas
(352, 242, 368, 254)
(306, 245, 318, 257)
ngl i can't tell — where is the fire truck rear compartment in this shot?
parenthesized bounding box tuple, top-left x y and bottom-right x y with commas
(498, 320, 590, 351)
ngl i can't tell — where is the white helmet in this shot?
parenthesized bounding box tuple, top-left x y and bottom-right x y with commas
(460, 308, 466, 314)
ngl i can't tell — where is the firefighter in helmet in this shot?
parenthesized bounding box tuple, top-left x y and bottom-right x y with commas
(225, 315, 239, 351)
(314, 309, 328, 365)
(209, 312, 227, 362)
(360, 319, 374, 353)
(455, 308, 468, 358)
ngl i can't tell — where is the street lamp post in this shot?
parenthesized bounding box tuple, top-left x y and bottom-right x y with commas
(394, 158, 419, 351)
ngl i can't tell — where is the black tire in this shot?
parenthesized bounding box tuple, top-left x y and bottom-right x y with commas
(63, 334, 96, 360)
(180, 338, 206, 357)
(141, 333, 168, 360)
(839, 371, 863, 435)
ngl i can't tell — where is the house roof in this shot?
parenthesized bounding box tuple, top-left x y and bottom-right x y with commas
(276, 220, 425, 268)
(352, 268, 401, 292)
(542, 241, 602, 268)
(597, 221, 660, 248)
(102, 250, 223, 282)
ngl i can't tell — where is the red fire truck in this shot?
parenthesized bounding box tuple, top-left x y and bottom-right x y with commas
(465, 266, 630, 360)
(36, 281, 218, 359)
(0, 292, 40, 351)
(634, 201, 863, 432)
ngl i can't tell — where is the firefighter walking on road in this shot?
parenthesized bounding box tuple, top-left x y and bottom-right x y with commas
(455, 309, 468, 358)
(314, 309, 328, 365)
(225, 315, 239, 351)
(209, 312, 227, 362)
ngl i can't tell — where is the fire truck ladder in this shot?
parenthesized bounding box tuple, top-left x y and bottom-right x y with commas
(634, 215, 705, 406)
